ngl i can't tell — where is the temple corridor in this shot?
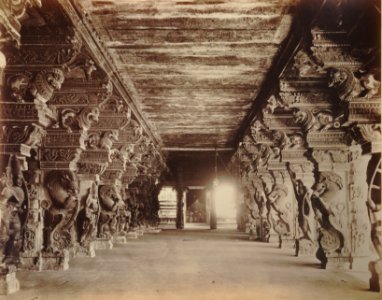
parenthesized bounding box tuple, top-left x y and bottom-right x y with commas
(0, 0, 381, 298)
(1, 229, 380, 300)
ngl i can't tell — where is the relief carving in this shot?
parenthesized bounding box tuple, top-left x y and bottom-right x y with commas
(59, 106, 100, 133)
(367, 155, 382, 292)
(262, 95, 285, 114)
(0, 155, 28, 267)
(352, 124, 382, 145)
(287, 165, 316, 255)
(29, 68, 65, 103)
(328, 68, 380, 101)
(292, 50, 322, 78)
(6, 72, 33, 102)
(267, 183, 290, 242)
(77, 182, 100, 247)
(42, 170, 80, 254)
(85, 130, 119, 161)
(311, 172, 344, 268)
(6, 33, 82, 66)
(294, 109, 342, 132)
(97, 185, 123, 238)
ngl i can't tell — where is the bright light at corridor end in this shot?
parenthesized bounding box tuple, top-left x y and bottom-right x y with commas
(212, 182, 237, 219)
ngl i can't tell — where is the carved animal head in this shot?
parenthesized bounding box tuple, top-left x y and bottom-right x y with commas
(86, 132, 101, 149)
(315, 111, 333, 126)
(79, 107, 100, 131)
(8, 73, 31, 102)
(313, 172, 343, 196)
(288, 133, 305, 148)
(88, 107, 100, 123)
(293, 110, 308, 125)
(44, 170, 77, 208)
(45, 68, 65, 91)
(99, 185, 122, 211)
(328, 68, 349, 88)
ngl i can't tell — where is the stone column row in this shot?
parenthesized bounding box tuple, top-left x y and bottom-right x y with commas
(231, 23, 380, 293)
(0, 3, 167, 294)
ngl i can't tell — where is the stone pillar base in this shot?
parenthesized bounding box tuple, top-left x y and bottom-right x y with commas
(295, 239, 317, 257)
(40, 250, 69, 271)
(126, 231, 138, 239)
(114, 235, 127, 244)
(248, 229, 258, 241)
(279, 236, 295, 250)
(369, 260, 382, 293)
(0, 267, 20, 295)
(323, 255, 351, 270)
(145, 228, 161, 234)
(268, 233, 278, 244)
(94, 237, 113, 250)
(20, 252, 42, 271)
(71, 242, 96, 258)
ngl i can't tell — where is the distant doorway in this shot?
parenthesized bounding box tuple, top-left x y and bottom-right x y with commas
(208, 181, 238, 229)
(185, 189, 208, 229)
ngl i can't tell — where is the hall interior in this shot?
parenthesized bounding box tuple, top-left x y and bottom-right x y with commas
(0, 0, 381, 298)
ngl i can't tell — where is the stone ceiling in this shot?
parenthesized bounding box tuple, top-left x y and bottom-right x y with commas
(69, 0, 297, 149)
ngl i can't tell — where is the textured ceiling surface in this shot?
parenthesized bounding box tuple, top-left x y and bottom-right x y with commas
(74, 0, 296, 148)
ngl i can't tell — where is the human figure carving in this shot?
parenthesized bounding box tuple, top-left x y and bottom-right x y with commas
(311, 172, 344, 268)
(252, 179, 271, 241)
(267, 184, 290, 238)
(287, 165, 316, 255)
(97, 185, 123, 238)
(78, 182, 100, 246)
(0, 155, 27, 267)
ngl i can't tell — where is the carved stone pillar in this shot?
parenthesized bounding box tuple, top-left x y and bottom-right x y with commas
(366, 155, 382, 293)
(0, 69, 62, 272)
(37, 69, 102, 267)
(40, 170, 79, 270)
(309, 135, 371, 269)
(266, 165, 296, 249)
(335, 69, 381, 290)
(278, 42, 346, 261)
(96, 180, 123, 248)
(74, 180, 100, 258)
(20, 170, 44, 270)
(243, 170, 260, 239)
(310, 20, 380, 274)
(263, 99, 318, 254)
(286, 161, 316, 256)
(262, 103, 304, 250)
(0, 155, 28, 294)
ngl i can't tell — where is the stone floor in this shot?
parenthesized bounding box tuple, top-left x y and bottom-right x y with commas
(1, 229, 380, 300)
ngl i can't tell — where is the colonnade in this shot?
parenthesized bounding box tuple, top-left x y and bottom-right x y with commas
(230, 8, 381, 292)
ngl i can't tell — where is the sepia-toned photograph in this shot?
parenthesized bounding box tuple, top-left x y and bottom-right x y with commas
(0, 0, 381, 299)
